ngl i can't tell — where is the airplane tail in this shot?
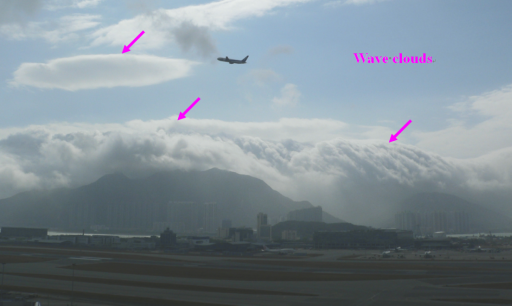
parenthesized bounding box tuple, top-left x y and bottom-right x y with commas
(262, 245, 269, 251)
(242, 55, 249, 62)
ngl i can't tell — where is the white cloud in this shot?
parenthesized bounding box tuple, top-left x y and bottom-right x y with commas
(324, 0, 388, 7)
(0, 14, 101, 43)
(273, 83, 301, 107)
(75, 0, 102, 8)
(89, 0, 312, 51)
(10, 54, 197, 91)
(44, 0, 103, 10)
(0, 116, 510, 226)
(414, 84, 512, 158)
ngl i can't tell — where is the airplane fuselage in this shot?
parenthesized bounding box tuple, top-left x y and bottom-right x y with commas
(262, 245, 295, 254)
(217, 55, 249, 64)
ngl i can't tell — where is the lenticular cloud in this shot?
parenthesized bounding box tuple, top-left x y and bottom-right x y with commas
(10, 54, 197, 91)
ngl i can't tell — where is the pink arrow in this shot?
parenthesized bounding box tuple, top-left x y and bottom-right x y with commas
(389, 120, 412, 143)
(122, 31, 145, 54)
(178, 97, 200, 120)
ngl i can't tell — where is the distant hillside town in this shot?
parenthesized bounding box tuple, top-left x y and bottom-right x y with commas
(395, 211, 471, 235)
(0, 170, 511, 255)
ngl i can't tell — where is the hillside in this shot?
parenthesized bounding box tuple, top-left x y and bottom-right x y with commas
(0, 168, 341, 230)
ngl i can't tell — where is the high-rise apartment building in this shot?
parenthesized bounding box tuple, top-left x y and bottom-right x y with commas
(167, 201, 201, 233)
(395, 211, 472, 235)
(257, 213, 268, 237)
(221, 219, 232, 229)
(167, 201, 218, 233)
(281, 230, 298, 240)
(203, 202, 218, 232)
(259, 225, 272, 240)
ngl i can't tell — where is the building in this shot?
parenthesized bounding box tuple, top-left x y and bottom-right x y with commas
(222, 219, 232, 229)
(281, 230, 298, 240)
(160, 227, 177, 248)
(88, 235, 121, 246)
(218, 227, 230, 239)
(167, 201, 219, 233)
(259, 225, 272, 240)
(168, 201, 201, 233)
(227, 228, 254, 242)
(219, 227, 254, 241)
(203, 202, 218, 232)
(433, 231, 447, 239)
(394, 211, 420, 233)
(313, 229, 414, 249)
(47, 234, 121, 246)
(257, 213, 268, 237)
(218, 219, 233, 238)
(451, 211, 470, 234)
(0, 227, 47, 238)
(433, 211, 447, 232)
(68, 198, 155, 231)
(395, 211, 472, 235)
(287, 206, 323, 222)
(114, 238, 156, 249)
(187, 236, 210, 246)
(414, 239, 453, 249)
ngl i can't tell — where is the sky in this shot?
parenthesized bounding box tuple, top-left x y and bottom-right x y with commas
(1, 0, 511, 226)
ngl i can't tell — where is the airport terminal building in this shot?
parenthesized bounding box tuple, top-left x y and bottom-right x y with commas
(313, 229, 414, 249)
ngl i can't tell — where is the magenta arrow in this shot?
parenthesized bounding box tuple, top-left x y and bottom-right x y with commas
(389, 120, 412, 143)
(122, 31, 145, 54)
(178, 97, 200, 120)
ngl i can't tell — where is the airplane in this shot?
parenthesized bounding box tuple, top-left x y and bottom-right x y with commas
(381, 251, 392, 258)
(469, 246, 497, 253)
(394, 247, 408, 252)
(423, 251, 434, 258)
(369, 251, 392, 258)
(262, 245, 295, 255)
(217, 55, 249, 64)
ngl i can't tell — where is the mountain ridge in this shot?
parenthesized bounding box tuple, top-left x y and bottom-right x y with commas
(0, 168, 342, 230)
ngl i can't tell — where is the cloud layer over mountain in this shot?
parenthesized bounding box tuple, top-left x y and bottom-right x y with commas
(0, 114, 510, 226)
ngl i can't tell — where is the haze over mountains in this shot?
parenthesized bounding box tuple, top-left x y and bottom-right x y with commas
(394, 192, 512, 232)
(0, 168, 509, 234)
(0, 168, 342, 231)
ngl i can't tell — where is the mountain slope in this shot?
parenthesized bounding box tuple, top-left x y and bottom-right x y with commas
(0, 168, 339, 230)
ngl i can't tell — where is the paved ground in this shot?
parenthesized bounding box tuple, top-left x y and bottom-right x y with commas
(1, 246, 512, 306)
